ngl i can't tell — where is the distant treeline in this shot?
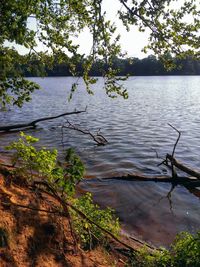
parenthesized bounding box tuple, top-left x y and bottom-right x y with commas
(23, 55, 200, 77)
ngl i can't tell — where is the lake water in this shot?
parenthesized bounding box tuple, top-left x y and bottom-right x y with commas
(0, 76, 200, 247)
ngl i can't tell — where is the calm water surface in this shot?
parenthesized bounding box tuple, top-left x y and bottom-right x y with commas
(1, 76, 200, 246)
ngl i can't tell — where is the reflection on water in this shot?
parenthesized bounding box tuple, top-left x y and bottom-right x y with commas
(0, 76, 200, 246)
(80, 179, 200, 246)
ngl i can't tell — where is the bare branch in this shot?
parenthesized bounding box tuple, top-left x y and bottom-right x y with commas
(168, 123, 181, 159)
(0, 108, 87, 132)
(103, 174, 200, 187)
(167, 123, 181, 179)
(166, 154, 200, 180)
(62, 120, 108, 146)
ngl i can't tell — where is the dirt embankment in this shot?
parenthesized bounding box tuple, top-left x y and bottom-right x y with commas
(0, 162, 129, 267)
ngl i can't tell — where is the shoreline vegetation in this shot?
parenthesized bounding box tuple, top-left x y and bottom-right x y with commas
(0, 139, 154, 267)
(0, 161, 131, 267)
(1, 0, 200, 265)
(20, 55, 200, 78)
(0, 131, 199, 266)
(0, 155, 200, 266)
(0, 155, 200, 267)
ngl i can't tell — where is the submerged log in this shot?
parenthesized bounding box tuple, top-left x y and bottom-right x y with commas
(103, 174, 200, 188)
(0, 109, 86, 132)
(104, 173, 200, 199)
(185, 186, 200, 198)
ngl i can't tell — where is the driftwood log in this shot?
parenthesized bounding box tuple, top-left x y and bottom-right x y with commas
(0, 109, 86, 132)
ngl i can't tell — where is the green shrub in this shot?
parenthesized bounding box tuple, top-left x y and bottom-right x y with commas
(6, 132, 84, 195)
(6, 132, 59, 181)
(71, 192, 120, 249)
(6, 132, 120, 249)
(171, 231, 200, 267)
(131, 231, 200, 267)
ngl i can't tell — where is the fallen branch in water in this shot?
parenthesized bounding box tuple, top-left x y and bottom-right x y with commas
(0, 108, 87, 132)
(1, 162, 199, 189)
(103, 174, 200, 188)
(62, 120, 108, 146)
(168, 123, 181, 179)
(158, 124, 200, 181)
(102, 172, 200, 203)
(166, 154, 200, 180)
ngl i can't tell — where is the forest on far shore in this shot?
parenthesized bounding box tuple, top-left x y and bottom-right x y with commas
(23, 55, 200, 77)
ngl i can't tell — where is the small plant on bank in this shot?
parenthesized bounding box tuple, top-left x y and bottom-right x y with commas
(6, 132, 59, 181)
(6, 132, 120, 249)
(71, 192, 120, 249)
(131, 231, 200, 267)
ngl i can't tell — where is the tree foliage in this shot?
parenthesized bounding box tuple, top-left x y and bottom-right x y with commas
(6, 132, 84, 194)
(119, 1, 200, 61)
(1, 0, 200, 107)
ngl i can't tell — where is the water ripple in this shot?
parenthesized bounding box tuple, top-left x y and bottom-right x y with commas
(1, 76, 200, 246)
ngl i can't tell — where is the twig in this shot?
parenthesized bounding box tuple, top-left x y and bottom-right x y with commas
(167, 124, 181, 179)
(168, 123, 181, 159)
(129, 236, 156, 250)
(156, 183, 175, 213)
(62, 121, 108, 146)
(2, 201, 60, 215)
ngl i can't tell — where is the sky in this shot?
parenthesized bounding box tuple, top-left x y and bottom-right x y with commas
(7, 0, 190, 59)
(74, 0, 151, 58)
(6, 0, 151, 59)
(75, 0, 189, 58)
